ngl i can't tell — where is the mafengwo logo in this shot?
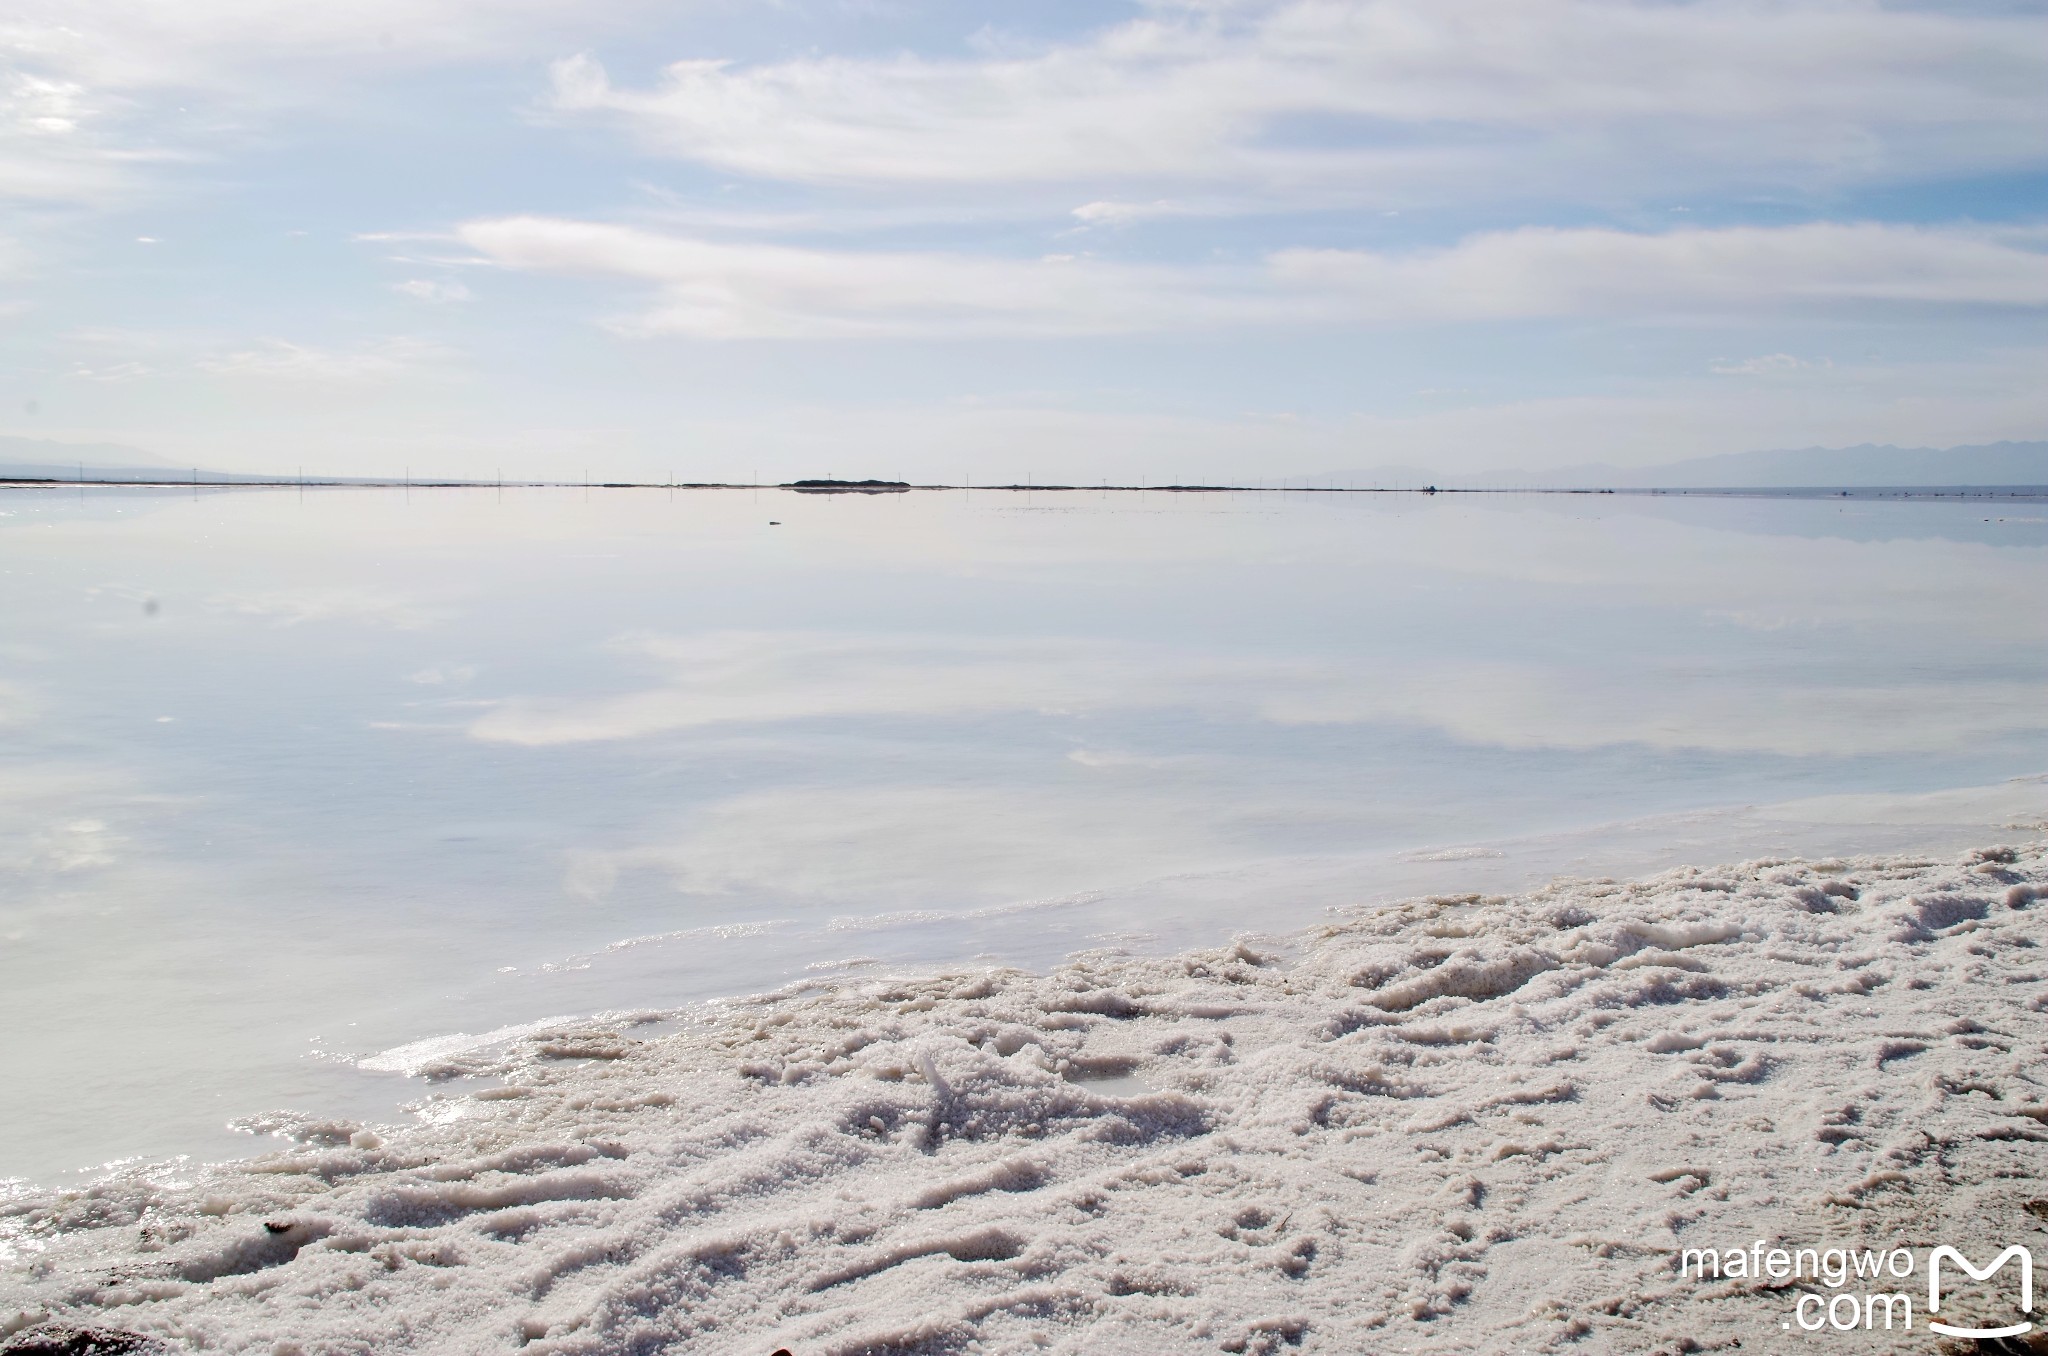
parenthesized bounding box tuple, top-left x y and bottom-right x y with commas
(1928, 1245, 2032, 1340)
(1678, 1240, 2033, 1336)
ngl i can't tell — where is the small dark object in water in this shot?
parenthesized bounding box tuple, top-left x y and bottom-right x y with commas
(769, 521, 781, 525)
(0, 1324, 166, 1355)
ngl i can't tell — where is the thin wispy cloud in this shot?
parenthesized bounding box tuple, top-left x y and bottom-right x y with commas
(456, 216, 1285, 337)
(205, 588, 445, 629)
(1710, 354, 1828, 377)
(391, 278, 471, 303)
(195, 336, 453, 380)
(458, 216, 2048, 338)
(1270, 224, 2048, 317)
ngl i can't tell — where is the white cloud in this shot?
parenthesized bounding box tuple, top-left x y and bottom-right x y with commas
(455, 215, 1286, 338)
(1070, 200, 1187, 227)
(1268, 224, 2048, 317)
(0, 0, 655, 206)
(405, 663, 478, 685)
(391, 278, 471, 303)
(207, 588, 444, 629)
(0, 66, 142, 204)
(196, 336, 451, 379)
(68, 359, 153, 381)
(2, 0, 639, 91)
(2, 71, 86, 137)
(458, 215, 2048, 338)
(1709, 353, 1828, 377)
(550, 0, 2048, 206)
(0, 679, 32, 728)
(1067, 748, 1205, 771)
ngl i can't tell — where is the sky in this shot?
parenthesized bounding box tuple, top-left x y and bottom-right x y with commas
(3, 0, 2047, 482)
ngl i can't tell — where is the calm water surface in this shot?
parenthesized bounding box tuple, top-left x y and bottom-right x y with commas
(3, 486, 2045, 1183)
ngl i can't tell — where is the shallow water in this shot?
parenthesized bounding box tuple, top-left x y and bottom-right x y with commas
(2, 484, 2044, 1184)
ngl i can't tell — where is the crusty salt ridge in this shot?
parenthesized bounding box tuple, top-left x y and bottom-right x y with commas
(4, 847, 2045, 1355)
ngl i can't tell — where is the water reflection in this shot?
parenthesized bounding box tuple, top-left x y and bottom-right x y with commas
(0, 486, 2043, 1183)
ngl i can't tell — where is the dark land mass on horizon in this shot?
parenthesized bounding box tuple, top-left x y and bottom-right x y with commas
(3, 437, 2046, 495)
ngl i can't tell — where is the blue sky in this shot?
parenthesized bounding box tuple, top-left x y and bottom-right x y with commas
(4, 0, 2046, 481)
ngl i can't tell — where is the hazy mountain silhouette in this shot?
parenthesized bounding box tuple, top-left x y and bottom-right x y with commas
(1325, 441, 2048, 490)
(1535, 441, 2048, 488)
(0, 434, 176, 480)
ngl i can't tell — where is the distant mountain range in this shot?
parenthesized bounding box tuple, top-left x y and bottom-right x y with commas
(0, 434, 178, 481)
(1343, 441, 2048, 490)
(5, 434, 2046, 490)
(1535, 440, 2048, 489)
(0, 436, 416, 485)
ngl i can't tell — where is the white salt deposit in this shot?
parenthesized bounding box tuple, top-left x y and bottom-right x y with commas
(4, 843, 2044, 1354)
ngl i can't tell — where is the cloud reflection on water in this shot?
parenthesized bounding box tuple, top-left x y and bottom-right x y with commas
(0, 485, 2043, 1183)
(470, 630, 2047, 758)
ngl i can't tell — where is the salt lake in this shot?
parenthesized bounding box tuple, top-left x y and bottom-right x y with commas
(2, 484, 2044, 1185)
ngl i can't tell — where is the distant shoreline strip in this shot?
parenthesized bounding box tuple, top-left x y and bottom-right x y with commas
(5, 477, 2047, 498)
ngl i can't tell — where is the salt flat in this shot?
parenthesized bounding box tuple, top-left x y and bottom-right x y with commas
(5, 842, 2042, 1354)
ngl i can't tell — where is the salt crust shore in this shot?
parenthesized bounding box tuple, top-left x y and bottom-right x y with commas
(4, 845, 2046, 1355)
